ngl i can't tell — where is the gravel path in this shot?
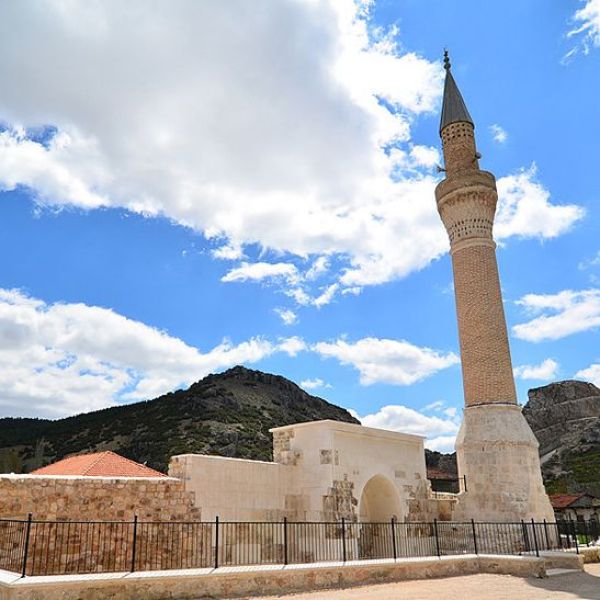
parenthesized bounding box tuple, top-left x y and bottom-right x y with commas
(248, 563, 600, 600)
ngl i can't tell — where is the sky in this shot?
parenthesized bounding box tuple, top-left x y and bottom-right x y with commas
(0, 0, 599, 453)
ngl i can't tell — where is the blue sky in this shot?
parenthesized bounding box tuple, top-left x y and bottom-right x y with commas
(0, 0, 599, 452)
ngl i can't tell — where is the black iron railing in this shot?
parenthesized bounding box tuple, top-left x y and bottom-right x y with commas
(0, 517, 594, 578)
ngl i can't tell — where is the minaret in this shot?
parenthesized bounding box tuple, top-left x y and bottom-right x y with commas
(435, 52, 554, 522)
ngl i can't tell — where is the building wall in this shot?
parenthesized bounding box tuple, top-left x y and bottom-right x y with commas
(168, 455, 294, 521)
(0, 474, 200, 521)
(170, 420, 453, 524)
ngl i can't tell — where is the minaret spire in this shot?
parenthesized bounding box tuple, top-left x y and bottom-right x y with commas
(440, 50, 473, 134)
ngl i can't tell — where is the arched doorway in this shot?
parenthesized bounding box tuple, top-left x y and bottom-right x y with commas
(359, 474, 403, 522)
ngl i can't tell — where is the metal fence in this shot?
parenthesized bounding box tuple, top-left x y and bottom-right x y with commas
(0, 516, 595, 578)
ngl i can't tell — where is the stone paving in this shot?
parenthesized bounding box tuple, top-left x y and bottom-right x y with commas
(251, 563, 600, 600)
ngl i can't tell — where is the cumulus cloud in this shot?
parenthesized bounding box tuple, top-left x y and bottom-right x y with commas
(575, 363, 600, 386)
(513, 289, 600, 342)
(274, 308, 298, 326)
(514, 358, 559, 381)
(489, 124, 508, 143)
(0, 288, 301, 418)
(0, 2, 581, 304)
(357, 404, 459, 452)
(312, 337, 459, 385)
(495, 166, 585, 240)
(567, 0, 600, 56)
(300, 378, 332, 390)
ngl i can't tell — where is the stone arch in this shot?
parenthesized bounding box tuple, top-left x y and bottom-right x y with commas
(358, 474, 403, 522)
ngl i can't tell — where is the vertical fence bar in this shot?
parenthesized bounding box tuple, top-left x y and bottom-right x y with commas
(585, 520, 590, 547)
(214, 517, 219, 569)
(520, 520, 529, 553)
(433, 519, 441, 557)
(130, 516, 138, 573)
(531, 519, 540, 557)
(391, 518, 397, 561)
(543, 520, 549, 551)
(283, 517, 288, 566)
(341, 518, 347, 563)
(20, 514, 33, 578)
(463, 475, 468, 492)
(471, 519, 478, 555)
(572, 521, 579, 555)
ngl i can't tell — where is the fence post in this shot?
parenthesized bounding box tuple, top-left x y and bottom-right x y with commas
(20, 513, 33, 578)
(214, 516, 220, 569)
(341, 518, 347, 563)
(531, 519, 540, 557)
(391, 518, 397, 561)
(283, 517, 288, 566)
(584, 520, 590, 547)
(130, 515, 138, 573)
(555, 521, 563, 550)
(572, 521, 579, 555)
(543, 519, 549, 550)
(520, 519, 529, 553)
(471, 519, 478, 555)
(434, 519, 441, 558)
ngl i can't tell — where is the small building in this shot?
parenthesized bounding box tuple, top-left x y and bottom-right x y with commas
(550, 493, 600, 522)
(1, 451, 199, 522)
(427, 468, 459, 494)
(169, 419, 457, 523)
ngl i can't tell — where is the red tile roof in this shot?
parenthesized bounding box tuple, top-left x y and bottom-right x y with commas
(31, 451, 167, 478)
(427, 468, 457, 481)
(549, 493, 586, 509)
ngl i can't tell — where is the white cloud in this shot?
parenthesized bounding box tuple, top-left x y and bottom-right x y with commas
(489, 124, 508, 143)
(575, 363, 600, 386)
(221, 262, 299, 284)
(567, 0, 600, 56)
(0, 288, 302, 418)
(514, 358, 559, 381)
(274, 308, 298, 326)
(357, 404, 459, 452)
(495, 166, 585, 240)
(513, 289, 600, 342)
(277, 336, 307, 357)
(300, 378, 332, 390)
(313, 337, 459, 385)
(425, 400, 444, 411)
(0, 2, 581, 300)
(578, 250, 600, 271)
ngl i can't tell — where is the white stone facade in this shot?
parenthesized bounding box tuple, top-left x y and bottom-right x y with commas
(169, 420, 449, 523)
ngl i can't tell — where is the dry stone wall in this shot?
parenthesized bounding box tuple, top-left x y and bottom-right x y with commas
(0, 474, 200, 521)
(0, 474, 201, 576)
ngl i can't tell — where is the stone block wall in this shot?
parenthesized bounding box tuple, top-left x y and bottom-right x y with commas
(0, 474, 201, 576)
(0, 474, 200, 521)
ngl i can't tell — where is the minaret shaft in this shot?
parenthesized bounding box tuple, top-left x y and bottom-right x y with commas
(452, 244, 517, 406)
(434, 53, 554, 522)
(435, 119, 517, 408)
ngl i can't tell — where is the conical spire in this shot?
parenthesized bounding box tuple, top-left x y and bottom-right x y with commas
(439, 50, 473, 134)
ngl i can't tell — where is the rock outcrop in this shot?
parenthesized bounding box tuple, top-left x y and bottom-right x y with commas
(523, 380, 600, 494)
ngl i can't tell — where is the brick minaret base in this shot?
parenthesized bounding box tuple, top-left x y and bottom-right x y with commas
(435, 54, 554, 522)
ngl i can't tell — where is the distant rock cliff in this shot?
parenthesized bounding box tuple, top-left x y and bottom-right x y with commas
(523, 380, 600, 495)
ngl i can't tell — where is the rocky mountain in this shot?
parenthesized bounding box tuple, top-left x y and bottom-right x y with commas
(523, 380, 600, 495)
(0, 366, 358, 474)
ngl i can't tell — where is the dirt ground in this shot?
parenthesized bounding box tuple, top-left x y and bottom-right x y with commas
(248, 563, 600, 600)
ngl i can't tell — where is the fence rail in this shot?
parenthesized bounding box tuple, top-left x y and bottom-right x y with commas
(0, 517, 597, 578)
